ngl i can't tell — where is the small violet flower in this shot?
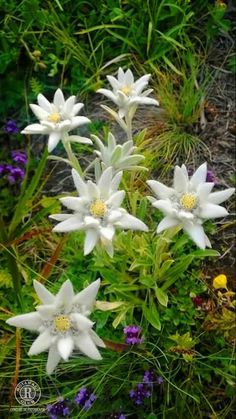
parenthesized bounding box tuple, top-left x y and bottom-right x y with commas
(11, 150, 27, 165)
(47, 399, 69, 419)
(129, 383, 151, 405)
(108, 414, 126, 419)
(75, 388, 96, 411)
(5, 120, 19, 134)
(7, 167, 25, 184)
(123, 325, 142, 345)
(0, 164, 25, 184)
(143, 370, 164, 386)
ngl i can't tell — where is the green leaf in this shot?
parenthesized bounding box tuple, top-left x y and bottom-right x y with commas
(191, 249, 220, 258)
(142, 298, 161, 330)
(155, 287, 168, 307)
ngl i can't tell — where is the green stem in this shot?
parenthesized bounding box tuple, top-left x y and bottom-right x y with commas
(0, 216, 23, 309)
(125, 115, 133, 142)
(62, 136, 84, 177)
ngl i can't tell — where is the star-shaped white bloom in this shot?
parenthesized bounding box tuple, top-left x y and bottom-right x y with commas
(92, 132, 145, 173)
(6, 279, 104, 374)
(50, 167, 148, 256)
(147, 163, 235, 249)
(97, 67, 159, 118)
(21, 89, 91, 152)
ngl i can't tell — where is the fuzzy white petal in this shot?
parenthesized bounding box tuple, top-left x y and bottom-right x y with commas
(106, 190, 125, 207)
(75, 333, 102, 360)
(37, 93, 53, 113)
(56, 280, 74, 310)
(6, 312, 42, 331)
(152, 199, 173, 216)
(70, 313, 94, 331)
(200, 203, 229, 219)
(46, 345, 61, 375)
(84, 229, 99, 255)
(73, 279, 100, 311)
(33, 280, 55, 304)
(156, 216, 179, 233)
(57, 336, 74, 361)
(53, 89, 65, 108)
(21, 123, 48, 134)
(71, 169, 87, 196)
(30, 104, 48, 120)
(28, 330, 52, 355)
(190, 162, 207, 187)
(116, 213, 148, 231)
(147, 180, 174, 199)
(183, 223, 206, 249)
(48, 132, 61, 152)
(60, 197, 88, 211)
(52, 215, 84, 232)
(208, 188, 235, 205)
(89, 330, 106, 348)
(174, 166, 188, 193)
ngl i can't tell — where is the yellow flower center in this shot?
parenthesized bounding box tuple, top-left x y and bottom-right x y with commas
(180, 193, 197, 211)
(54, 315, 71, 332)
(90, 200, 107, 217)
(47, 112, 61, 123)
(120, 85, 132, 96)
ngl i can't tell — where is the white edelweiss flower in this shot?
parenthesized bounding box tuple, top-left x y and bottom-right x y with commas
(97, 67, 159, 118)
(92, 132, 145, 173)
(6, 279, 104, 375)
(21, 88, 91, 152)
(147, 162, 235, 249)
(50, 167, 148, 256)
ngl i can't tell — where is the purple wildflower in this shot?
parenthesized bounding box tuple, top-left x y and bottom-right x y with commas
(7, 167, 25, 184)
(0, 164, 7, 175)
(123, 325, 142, 345)
(129, 383, 151, 405)
(108, 414, 126, 419)
(143, 370, 164, 386)
(11, 150, 27, 165)
(46, 399, 69, 419)
(75, 388, 96, 411)
(188, 167, 219, 185)
(5, 120, 19, 134)
(206, 169, 219, 185)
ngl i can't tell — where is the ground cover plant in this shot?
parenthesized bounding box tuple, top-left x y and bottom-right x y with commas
(0, 1, 235, 419)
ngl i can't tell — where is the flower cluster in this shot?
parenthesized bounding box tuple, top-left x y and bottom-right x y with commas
(129, 370, 164, 405)
(0, 150, 27, 185)
(97, 67, 159, 119)
(75, 388, 96, 411)
(93, 132, 145, 174)
(6, 279, 105, 374)
(147, 162, 235, 249)
(50, 167, 148, 256)
(21, 88, 91, 152)
(47, 399, 70, 419)
(143, 370, 164, 386)
(129, 383, 151, 405)
(5, 119, 19, 134)
(123, 325, 142, 345)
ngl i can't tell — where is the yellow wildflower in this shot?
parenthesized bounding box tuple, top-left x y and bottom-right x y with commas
(213, 274, 227, 290)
